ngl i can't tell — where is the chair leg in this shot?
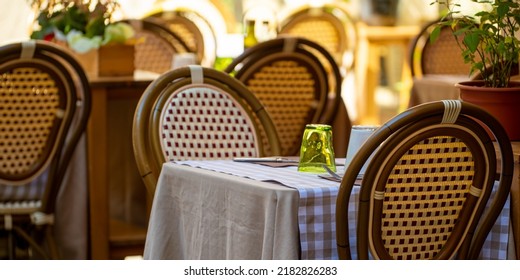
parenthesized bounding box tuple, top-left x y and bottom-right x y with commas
(13, 226, 50, 259)
(7, 230, 15, 260)
(45, 226, 60, 259)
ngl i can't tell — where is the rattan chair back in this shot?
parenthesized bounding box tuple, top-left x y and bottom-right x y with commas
(133, 65, 280, 200)
(277, 4, 358, 72)
(225, 36, 347, 156)
(410, 19, 471, 78)
(146, 9, 217, 67)
(336, 100, 513, 260)
(0, 40, 91, 259)
(120, 18, 189, 74)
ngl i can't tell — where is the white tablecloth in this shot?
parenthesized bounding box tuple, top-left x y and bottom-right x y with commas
(145, 160, 510, 260)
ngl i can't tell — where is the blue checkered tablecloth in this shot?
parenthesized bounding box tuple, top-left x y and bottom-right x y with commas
(173, 160, 510, 260)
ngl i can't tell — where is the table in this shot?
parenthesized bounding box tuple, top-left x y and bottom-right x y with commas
(85, 70, 351, 259)
(408, 74, 467, 107)
(145, 159, 512, 260)
(87, 71, 158, 259)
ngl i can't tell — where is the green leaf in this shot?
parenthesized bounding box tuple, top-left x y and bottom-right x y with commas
(497, 2, 510, 17)
(463, 33, 480, 53)
(85, 17, 106, 38)
(62, 6, 88, 34)
(429, 26, 441, 44)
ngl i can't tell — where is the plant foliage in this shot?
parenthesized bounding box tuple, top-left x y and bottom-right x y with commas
(431, 0, 520, 87)
(29, 0, 134, 53)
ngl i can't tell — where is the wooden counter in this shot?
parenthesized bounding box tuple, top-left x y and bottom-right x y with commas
(355, 23, 420, 124)
(87, 72, 157, 259)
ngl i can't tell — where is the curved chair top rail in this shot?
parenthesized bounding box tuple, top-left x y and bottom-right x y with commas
(225, 36, 343, 124)
(146, 9, 217, 67)
(0, 40, 91, 213)
(336, 100, 513, 260)
(118, 18, 190, 74)
(277, 3, 358, 72)
(133, 65, 281, 198)
(224, 36, 345, 155)
(409, 18, 472, 78)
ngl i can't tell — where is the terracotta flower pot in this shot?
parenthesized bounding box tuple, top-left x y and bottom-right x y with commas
(457, 80, 520, 140)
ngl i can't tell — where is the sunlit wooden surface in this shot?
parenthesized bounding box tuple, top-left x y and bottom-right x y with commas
(355, 23, 420, 125)
(87, 71, 157, 259)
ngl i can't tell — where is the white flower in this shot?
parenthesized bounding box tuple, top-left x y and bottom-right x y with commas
(53, 28, 67, 42)
(66, 30, 103, 53)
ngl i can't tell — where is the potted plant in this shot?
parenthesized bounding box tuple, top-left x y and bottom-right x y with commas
(29, 0, 138, 77)
(431, 0, 520, 140)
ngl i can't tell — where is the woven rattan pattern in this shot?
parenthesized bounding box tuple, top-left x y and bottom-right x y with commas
(0, 70, 56, 202)
(133, 66, 279, 202)
(134, 30, 177, 74)
(282, 19, 340, 63)
(278, 4, 357, 71)
(246, 60, 317, 155)
(149, 13, 201, 55)
(0, 68, 62, 177)
(336, 100, 513, 260)
(381, 136, 474, 259)
(421, 27, 470, 75)
(147, 9, 216, 67)
(0, 40, 91, 259)
(410, 20, 472, 77)
(160, 86, 258, 160)
(169, 23, 197, 53)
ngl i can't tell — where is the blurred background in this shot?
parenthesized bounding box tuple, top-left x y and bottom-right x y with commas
(1, 0, 492, 260)
(0, 0, 443, 125)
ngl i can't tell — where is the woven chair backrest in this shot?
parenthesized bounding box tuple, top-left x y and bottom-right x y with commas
(158, 84, 260, 161)
(410, 19, 472, 78)
(121, 18, 189, 74)
(278, 4, 357, 71)
(146, 9, 217, 67)
(336, 100, 513, 260)
(225, 36, 344, 156)
(133, 65, 280, 197)
(0, 40, 91, 213)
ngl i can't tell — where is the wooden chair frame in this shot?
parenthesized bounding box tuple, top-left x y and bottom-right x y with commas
(146, 9, 217, 67)
(225, 36, 347, 156)
(0, 40, 91, 259)
(336, 100, 513, 260)
(120, 18, 189, 74)
(277, 4, 358, 72)
(133, 65, 281, 204)
(409, 19, 472, 78)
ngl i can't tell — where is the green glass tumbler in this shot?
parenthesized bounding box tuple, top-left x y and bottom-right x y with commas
(297, 124, 336, 173)
(213, 57, 234, 72)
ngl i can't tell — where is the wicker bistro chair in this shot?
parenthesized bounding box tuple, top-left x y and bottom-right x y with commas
(119, 18, 190, 74)
(277, 4, 358, 73)
(409, 19, 472, 78)
(133, 65, 281, 203)
(224, 36, 347, 156)
(146, 9, 217, 67)
(336, 100, 513, 260)
(0, 40, 91, 259)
